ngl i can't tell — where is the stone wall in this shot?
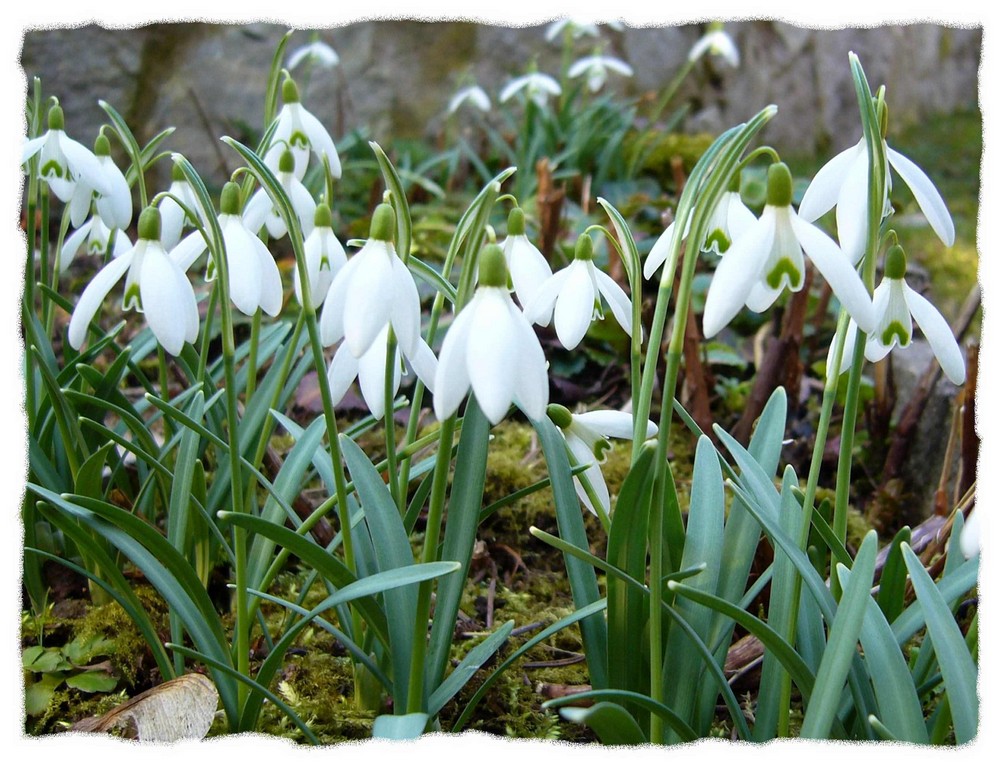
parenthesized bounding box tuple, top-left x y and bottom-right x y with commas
(20, 20, 982, 186)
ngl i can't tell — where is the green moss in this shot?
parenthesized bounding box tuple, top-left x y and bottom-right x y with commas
(635, 132, 717, 186)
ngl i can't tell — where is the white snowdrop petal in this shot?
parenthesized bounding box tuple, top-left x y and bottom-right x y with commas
(222, 223, 264, 316)
(903, 284, 966, 385)
(68, 251, 133, 349)
(798, 141, 864, 222)
(510, 307, 548, 422)
(61, 223, 91, 270)
(505, 236, 553, 308)
(290, 178, 317, 237)
(344, 246, 393, 356)
(467, 290, 520, 423)
(140, 244, 195, 355)
(170, 229, 209, 272)
(566, 432, 609, 516)
(406, 338, 439, 393)
(327, 345, 360, 409)
(21, 134, 47, 164)
(593, 267, 634, 337)
(299, 106, 342, 179)
(96, 159, 132, 230)
(319, 254, 362, 346)
(241, 190, 271, 235)
(703, 212, 775, 337)
(389, 257, 422, 357)
(523, 269, 570, 326)
(643, 222, 677, 280)
(433, 299, 477, 420)
(887, 147, 955, 247)
(60, 134, 111, 195)
(553, 262, 596, 349)
(357, 330, 395, 420)
(791, 215, 875, 333)
(69, 186, 93, 229)
(835, 150, 871, 265)
(574, 410, 640, 440)
(253, 235, 284, 317)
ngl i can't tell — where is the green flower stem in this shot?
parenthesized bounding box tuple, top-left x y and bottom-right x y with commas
(383, 327, 403, 512)
(23, 175, 40, 425)
(647, 59, 694, 129)
(406, 413, 458, 713)
(44, 203, 71, 335)
(38, 189, 51, 329)
(648, 481, 666, 743)
(246, 308, 262, 402)
(196, 281, 221, 387)
(157, 344, 173, 443)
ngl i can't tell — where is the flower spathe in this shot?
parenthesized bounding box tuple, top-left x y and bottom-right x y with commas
(328, 324, 438, 420)
(499, 72, 562, 108)
(568, 53, 634, 92)
(433, 244, 548, 425)
(703, 162, 876, 339)
(294, 203, 346, 309)
(22, 103, 110, 204)
(320, 203, 422, 359)
(68, 207, 199, 356)
(524, 232, 633, 350)
(173, 182, 283, 318)
(798, 127, 955, 265)
(500, 207, 552, 308)
(549, 404, 657, 517)
(264, 76, 341, 180)
(644, 182, 756, 280)
(827, 244, 965, 386)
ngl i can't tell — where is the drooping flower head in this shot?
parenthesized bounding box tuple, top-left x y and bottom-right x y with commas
(158, 161, 209, 251)
(319, 203, 422, 359)
(828, 243, 965, 386)
(434, 243, 548, 424)
(288, 39, 339, 71)
(242, 147, 317, 240)
(567, 52, 634, 93)
(500, 71, 562, 109)
(264, 75, 341, 180)
(68, 207, 199, 356)
(688, 22, 740, 68)
(60, 212, 132, 272)
(448, 84, 492, 115)
(524, 232, 633, 350)
(500, 206, 553, 308)
(67, 133, 132, 231)
(799, 99, 955, 265)
(294, 202, 346, 309)
(703, 162, 875, 338)
(172, 181, 283, 318)
(548, 404, 657, 517)
(544, 18, 623, 43)
(644, 172, 757, 280)
(22, 102, 109, 204)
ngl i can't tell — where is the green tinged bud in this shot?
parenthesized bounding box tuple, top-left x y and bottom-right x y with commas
(220, 182, 242, 215)
(314, 203, 333, 229)
(546, 404, 573, 429)
(507, 207, 526, 236)
(171, 162, 187, 182)
(884, 243, 907, 280)
(94, 134, 111, 157)
(766, 162, 793, 208)
(47, 104, 65, 132)
(278, 148, 296, 174)
(282, 76, 301, 104)
(573, 232, 594, 262)
(138, 207, 162, 241)
(478, 243, 509, 288)
(369, 203, 396, 242)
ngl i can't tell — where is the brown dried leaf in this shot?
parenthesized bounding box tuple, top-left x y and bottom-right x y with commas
(72, 673, 218, 742)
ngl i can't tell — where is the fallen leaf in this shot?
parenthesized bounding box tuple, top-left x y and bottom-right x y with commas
(72, 673, 218, 741)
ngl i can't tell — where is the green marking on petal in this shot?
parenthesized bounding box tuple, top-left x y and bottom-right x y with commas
(705, 228, 731, 253)
(593, 437, 612, 463)
(320, 254, 331, 270)
(881, 320, 910, 348)
(123, 282, 142, 312)
(289, 130, 309, 149)
(766, 257, 801, 290)
(40, 159, 65, 179)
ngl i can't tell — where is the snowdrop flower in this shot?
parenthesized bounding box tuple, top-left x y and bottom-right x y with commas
(327, 324, 438, 420)
(263, 76, 341, 180)
(827, 243, 965, 386)
(320, 203, 422, 359)
(288, 39, 339, 71)
(158, 162, 208, 251)
(66, 133, 132, 231)
(242, 148, 316, 240)
(173, 182, 283, 318)
(799, 106, 955, 265)
(548, 404, 657, 516)
(524, 232, 633, 350)
(688, 23, 740, 68)
(568, 53, 634, 92)
(68, 207, 198, 356)
(959, 511, 979, 560)
(294, 202, 346, 309)
(434, 244, 548, 424)
(500, 207, 552, 307)
(545, 18, 623, 42)
(703, 162, 875, 339)
(448, 84, 491, 115)
(22, 103, 109, 204)
(500, 72, 562, 108)
(61, 211, 132, 271)
(644, 175, 757, 280)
